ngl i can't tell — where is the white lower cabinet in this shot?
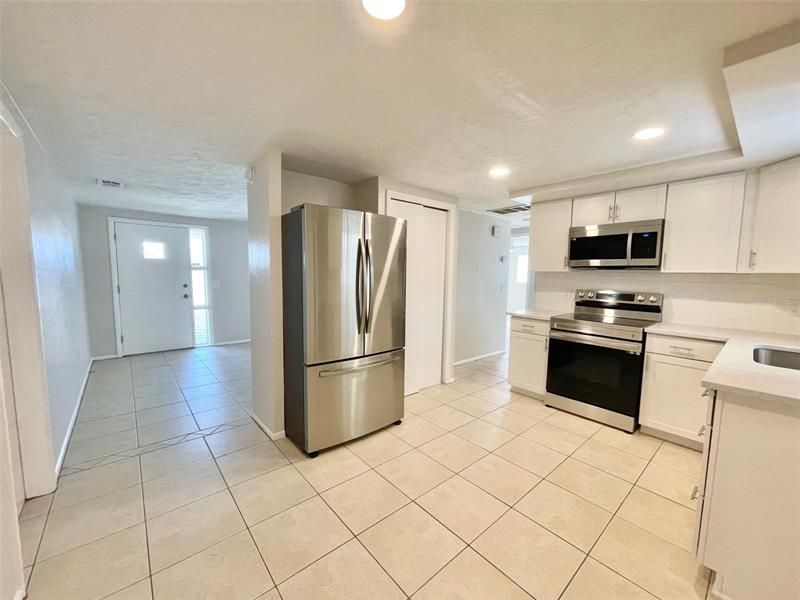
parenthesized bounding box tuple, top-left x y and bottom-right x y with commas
(508, 322, 548, 397)
(640, 335, 722, 446)
(696, 389, 800, 600)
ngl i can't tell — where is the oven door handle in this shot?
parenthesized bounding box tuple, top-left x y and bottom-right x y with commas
(550, 330, 642, 355)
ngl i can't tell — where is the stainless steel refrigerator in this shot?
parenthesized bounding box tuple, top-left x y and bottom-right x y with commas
(282, 204, 406, 455)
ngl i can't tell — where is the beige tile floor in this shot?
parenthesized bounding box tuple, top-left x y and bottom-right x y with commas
(20, 346, 712, 600)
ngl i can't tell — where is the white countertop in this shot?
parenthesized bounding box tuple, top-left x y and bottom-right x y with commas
(507, 309, 563, 321)
(702, 332, 800, 404)
(646, 322, 800, 403)
(644, 322, 749, 343)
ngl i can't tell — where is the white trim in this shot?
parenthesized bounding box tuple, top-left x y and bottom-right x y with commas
(14, 588, 26, 600)
(213, 338, 251, 346)
(453, 349, 505, 366)
(385, 190, 458, 386)
(91, 354, 118, 361)
(108, 216, 200, 356)
(248, 410, 286, 440)
(54, 359, 92, 476)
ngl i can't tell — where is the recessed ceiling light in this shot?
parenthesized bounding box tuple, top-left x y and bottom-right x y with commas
(633, 127, 665, 141)
(362, 0, 405, 20)
(489, 166, 511, 179)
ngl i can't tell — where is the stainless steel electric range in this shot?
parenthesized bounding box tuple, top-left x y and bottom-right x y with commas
(545, 289, 663, 432)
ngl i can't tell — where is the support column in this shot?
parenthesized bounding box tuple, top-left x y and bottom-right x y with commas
(246, 149, 285, 438)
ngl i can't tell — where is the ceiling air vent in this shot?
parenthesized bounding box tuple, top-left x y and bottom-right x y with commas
(487, 203, 530, 215)
(96, 178, 124, 188)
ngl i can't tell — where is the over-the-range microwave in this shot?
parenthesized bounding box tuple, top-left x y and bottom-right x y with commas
(568, 218, 664, 269)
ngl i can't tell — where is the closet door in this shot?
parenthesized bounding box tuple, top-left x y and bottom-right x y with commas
(387, 199, 447, 395)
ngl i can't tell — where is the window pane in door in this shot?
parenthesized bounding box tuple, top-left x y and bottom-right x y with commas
(191, 270, 207, 307)
(193, 308, 210, 346)
(190, 229, 206, 268)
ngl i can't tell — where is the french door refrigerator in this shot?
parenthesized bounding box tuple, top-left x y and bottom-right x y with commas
(282, 204, 407, 455)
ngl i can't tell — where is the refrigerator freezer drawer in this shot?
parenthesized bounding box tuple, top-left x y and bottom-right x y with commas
(304, 349, 404, 453)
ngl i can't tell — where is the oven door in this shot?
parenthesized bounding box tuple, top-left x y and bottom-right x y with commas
(546, 330, 644, 418)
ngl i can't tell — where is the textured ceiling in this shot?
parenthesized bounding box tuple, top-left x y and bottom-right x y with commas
(2, 2, 799, 219)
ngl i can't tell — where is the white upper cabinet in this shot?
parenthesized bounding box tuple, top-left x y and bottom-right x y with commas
(662, 173, 746, 273)
(614, 184, 667, 223)
(571, 193, 615, 227)
(743, 157, 800, 273)
(530, 198, 573, 272)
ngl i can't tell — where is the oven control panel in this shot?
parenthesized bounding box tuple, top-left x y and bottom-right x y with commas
(574, 289, 663, 307)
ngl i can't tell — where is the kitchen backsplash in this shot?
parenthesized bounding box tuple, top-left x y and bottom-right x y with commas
(533, 272, 800, 335)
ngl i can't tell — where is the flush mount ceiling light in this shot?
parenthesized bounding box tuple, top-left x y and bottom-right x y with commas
(362, 0, 406, 20)
(489, 166, 511, 179)
(633, 127, 665, 141)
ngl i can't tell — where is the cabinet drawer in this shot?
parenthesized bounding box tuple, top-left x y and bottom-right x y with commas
(646, 335, 722, 362)
(510, 318, 550, 336)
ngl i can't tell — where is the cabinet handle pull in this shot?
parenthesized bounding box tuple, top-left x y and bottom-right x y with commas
(701, 388, 710, 397)
(545, 338, 549, 351)
(669, 345, 694, 356)
(563, 255, 568, 268)
(690, 485, 701, 501)
(615, 204, 620, 220)
(608, 205, 613, 221)
(697, 425, 706, 437)
(749, 249, 757, 269)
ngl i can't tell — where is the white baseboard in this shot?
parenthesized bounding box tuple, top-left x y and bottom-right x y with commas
(248, 411, 286, 441)
(454, 349, 505, 366)
(213, 339, 251, 347)
(91, 354, 118, 361)
(54, 359, 92, 476)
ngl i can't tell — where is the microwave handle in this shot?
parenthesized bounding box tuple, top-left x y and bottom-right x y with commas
(626, 228, 633, 265)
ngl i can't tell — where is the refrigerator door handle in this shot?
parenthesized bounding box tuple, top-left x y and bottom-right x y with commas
(356, 239, 365, 334)
(318, 355, 399, 377)
(364, 238, 374, 333)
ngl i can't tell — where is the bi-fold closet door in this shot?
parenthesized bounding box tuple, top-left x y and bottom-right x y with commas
(387, 198, 447, 396)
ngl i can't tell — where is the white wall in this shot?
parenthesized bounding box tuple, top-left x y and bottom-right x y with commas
(282, 170, 356, 213)
(24, 143, 93, 466)
(78, 205, 250, 357)
(1, 88, 92, 484)
(454, 210, 510, 363)
(533, 272, 800, 334)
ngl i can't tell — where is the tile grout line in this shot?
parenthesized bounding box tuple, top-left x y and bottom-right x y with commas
(137, 453, 156, 600)
(554, 433, 665, 600)
(200, 434, 284, 600)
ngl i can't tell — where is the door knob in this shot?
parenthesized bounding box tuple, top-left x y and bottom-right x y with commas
(183, 294, 190, 299)
(183, 283, 189, 288)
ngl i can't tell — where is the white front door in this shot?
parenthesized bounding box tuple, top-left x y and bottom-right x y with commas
(387, 199, 446, 395)
(114, 221, 194, 355)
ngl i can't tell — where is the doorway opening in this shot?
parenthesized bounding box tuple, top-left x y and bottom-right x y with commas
(109, 218, 213, 356)
(507, 227, 530, 313)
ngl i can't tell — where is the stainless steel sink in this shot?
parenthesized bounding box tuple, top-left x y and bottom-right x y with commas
(753, 347, 800, 371)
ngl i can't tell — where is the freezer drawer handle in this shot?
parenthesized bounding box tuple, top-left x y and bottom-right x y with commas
(318, 355, 399, 378)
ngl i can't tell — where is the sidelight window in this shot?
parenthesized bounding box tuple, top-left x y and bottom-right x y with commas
(190, 228, 212, 346)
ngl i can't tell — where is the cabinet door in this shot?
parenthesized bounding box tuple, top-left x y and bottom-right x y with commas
(530, 198, 572, 272)
(748, 158, 800, 273)
(662, 173, 745, 273)
(614, 184, 667, 223)
(640, 353, 710, 444)
(571, 193, 615, 227)
(508, 331, 547, 396)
